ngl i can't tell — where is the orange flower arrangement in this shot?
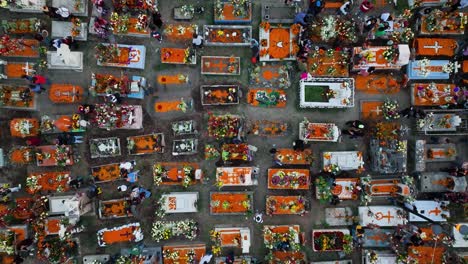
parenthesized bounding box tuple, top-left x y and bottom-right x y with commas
(268, 28, 290, 59)
(260, 48, 269, 57)
(260, 22, 271, 32)
(291, 23, 301, 35)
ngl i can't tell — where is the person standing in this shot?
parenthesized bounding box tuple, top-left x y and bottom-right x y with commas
(152, 12, 163, 29)
(192, 33, 204, 48)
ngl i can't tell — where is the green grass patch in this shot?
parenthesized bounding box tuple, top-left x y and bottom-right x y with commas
(303, 85, 329, 102)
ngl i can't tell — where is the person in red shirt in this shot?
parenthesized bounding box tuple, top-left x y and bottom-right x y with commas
(32, 75, 48, 85)
(26, 136, 41, 146)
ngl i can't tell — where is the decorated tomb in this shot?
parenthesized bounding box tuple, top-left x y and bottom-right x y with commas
(89, 137, 121, 158)
(173, 4, 195, 20)
(112, 0, 158, 12)
(1, 18, 41, 34)
(51, 19, 88, 41)
(263, 225, 305, 264)
(95, 43, 146, 69)
(94, 104, 143, 130)
(248, 120, 288, 137)
(10, 118, 39, 138)
(1, 61, 35, 79)
(247, 88, 286, 107)
(299, 121, 340, 142)
(407, 59, 454, 80)
(419, 11, 467, 35)
(40, 114, 85, 134)
(98, 198, 133, 219)
(368, 15, 413, 42)
(171, 120, 198, 136)
(221, 144, 253, 162)
(408, 200, 451, 223)
(249, 63, 291, 89)
(415, 38, 458, 56)
(47, 50, 84, 71)
(157, 74, 189, 85)
(208, 114, 242, 139)
(352, 45, 410, 71)
(214, 0, 252, 23)
(0, 85, 36, 110)
(201, 56, 240, 75)
(151, 219, 198, 242)
(307, 48, 349, 77)
(164, 24, 198, 42)
(416, 111, 466, 135)
(0, 38, 39, 57)
(211, 227, 251, 254)
(312, 229, 352, 252)
(309, 15, 358, 44)
(418, 171, 467, 193)
(259, 23, 300, 61)
(36, 145, 74, 167)
(127, 133, 165, 155)
(323, 151, 364, 173)
(415, 140, 457, 172)
(210, 192, 253, 215)
(8, 0, 45, 13)
(408, 246, 446, 264)
(299, 78, 354, 108)
(154, 98, 193, 113)
(266, 195, 308, 215)
(153, 162, 202, 187)
(331, 178, 359, 200)
(325, 207, 355, 226)
(360, 101, 385, 120)
(356, 75, 401, 95)
(274, 149, 312, 166)
(369, 138, 407, 174)
(160, 192, 199, 214)
(97, 222, 143, 247)
(161, 48, 196, 64)
(109, 13, 150, 37)
(411, 83, 461, 106)
(91, 161, 136, 183)
(215, 166, 259, 187)
(203, 25, 252, 46)
(362, 177, 412, 198)
(268, 168, 310, 190)
(90, 73, 146, 99)
(26, 171, 71, 193)
(8, 147, 34, 164)
(358, 206, 407, 227)
(172, 138, 197, 156)
(51, 0, 88, 16)
(162, 244, 206, 264)
(361, 229, 393, 248)
(201, 85, 239, 106)
(48, 84, 84, 103)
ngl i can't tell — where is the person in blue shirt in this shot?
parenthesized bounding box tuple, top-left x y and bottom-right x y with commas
(294, 12, 307, 26)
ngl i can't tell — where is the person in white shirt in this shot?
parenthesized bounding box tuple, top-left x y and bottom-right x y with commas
(200, 252, 213, 264)
(339, 1, 351, 15)
(117, 185, 128, 192)
(192, 34, 204, 48)
(380, 12, 392, 22)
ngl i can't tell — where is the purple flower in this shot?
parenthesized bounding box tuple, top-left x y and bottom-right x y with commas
(271, 175, 281, 185)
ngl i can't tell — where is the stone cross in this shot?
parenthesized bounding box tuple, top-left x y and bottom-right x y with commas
(370, 106, 382, 115)
(22, 62, 35, 75)
(423, 41, 443, 54)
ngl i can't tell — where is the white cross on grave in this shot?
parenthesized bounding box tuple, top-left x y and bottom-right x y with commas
(22, 62, 35, 75)
(370, 106, 382, 115)
(423, 41, 443, 54)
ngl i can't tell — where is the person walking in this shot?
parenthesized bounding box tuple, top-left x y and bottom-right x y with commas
(117, 185, 128, 192)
